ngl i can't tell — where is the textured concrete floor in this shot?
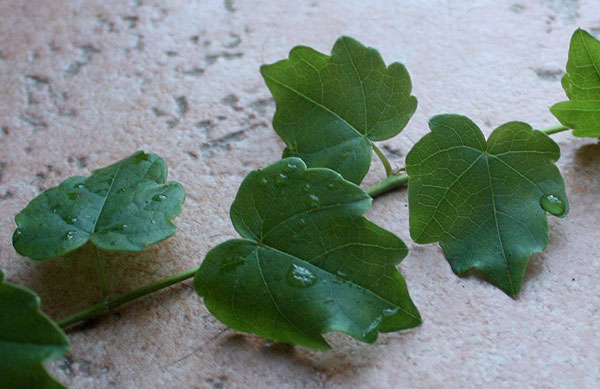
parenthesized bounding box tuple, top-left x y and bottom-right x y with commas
(1, 1, 599, 388)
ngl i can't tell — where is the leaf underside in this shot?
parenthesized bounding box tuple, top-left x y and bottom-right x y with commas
(407, 115, 568, 296)
(195, 158, 421, 349)
(551, 29, 600, 138)
(13, 151, 185, 260)
(261, 36, 417, 184)
(0, 270, 70, 389)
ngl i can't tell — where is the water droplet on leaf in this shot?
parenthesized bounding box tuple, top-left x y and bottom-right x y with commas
(74, 183, 86, 189)
(152, 194, 167, 202)
(117, 188, 127, 194)
(382, 307, 399, 317)
(540, 194, 566, 216)
(286, 264, 318, 288)
(64, 215, 77, 225)
(64, 230, 76, 240)
(362, 316, 383, 338)
(302, 183, 311, 193)
(276, 173, 288, 186)
(261, 177, 269, 185)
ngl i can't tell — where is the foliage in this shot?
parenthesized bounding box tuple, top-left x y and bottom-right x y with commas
(13, 151, 185, 260)
(0, 269, 70, 389)
(195, 158, 421, 348)
(551, 29, 600, 138)
(406, 115, 568, 295)
(261, 36, 417, 184)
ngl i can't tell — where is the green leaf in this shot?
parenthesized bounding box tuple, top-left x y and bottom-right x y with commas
(261, 36, 417, 184)
(13, 151, 185, 260)
(406, 115, 568, 296)
(195, 158, 421, 349)
(0, 269, 70, 389)
(551, 29, 600, 138)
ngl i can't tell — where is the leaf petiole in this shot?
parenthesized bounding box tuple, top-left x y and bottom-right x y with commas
(538, 124, 570, 135)
(94, 246, 109, 300)
(58, 266, 199, 328)
(367, 173, 409, 199)
(372, 143, 393, 177)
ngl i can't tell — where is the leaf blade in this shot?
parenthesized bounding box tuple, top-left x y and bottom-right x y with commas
(551, 29, 600, 137)
(407, 115, 568, 296)
(196, 158, 421, 348)
(13, 151, 185, 260)
(0, 270, 70, 389)
(261, 36, 417, 183)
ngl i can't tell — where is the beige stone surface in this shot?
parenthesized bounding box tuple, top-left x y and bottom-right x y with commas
(1, 0, 599, 388)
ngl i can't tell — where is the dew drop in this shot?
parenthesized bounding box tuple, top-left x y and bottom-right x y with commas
(112, 224, 128, 231)
(363, 316, 383, 338)
(64, 215, 77, 225)
(51, 205, 60, 213)
(309, 194, 320, 208)
(540, 194, 566, 216)
(261, 177, 269, 185)
(117, 188, 127, 194)
(14, 229, 22, 240)
(298, 217, 307, 226)
(286, 264, 318, 288)
(219, 255, 246, 274)
(302, 183, 311, 193)
(64, 230, 76, 240)
(382, 307, 399, 317)
(284, 162, 299, 173)
(152, 194, 167, 202)
(151, 219, 156, 224)
(327, 182, 336, 190)
(74, 183, 86, 190)
(276, 173, 288, 186)
(336, 270, 348, 279)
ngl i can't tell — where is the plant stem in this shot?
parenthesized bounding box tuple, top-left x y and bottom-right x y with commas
(367, 173, 409, 198)
(58, 267, 200, 329)
(94, 246, 109, 300)
(372, 143, 393, 176)
(538, 124, 570, 135)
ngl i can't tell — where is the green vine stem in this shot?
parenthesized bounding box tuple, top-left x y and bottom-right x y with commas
(372, 143, 393, 176)
(58, 267, 199, 329)
(366, 124, 572, 199)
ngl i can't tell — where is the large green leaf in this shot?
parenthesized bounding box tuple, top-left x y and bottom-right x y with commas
(195, 158, 421, 349)
(13, 151, 185, 260)
(406, 115, 568, 296)
(0, 269, 70, 388)
(551, 29, 600, 137)
(261, 36, 417, 184)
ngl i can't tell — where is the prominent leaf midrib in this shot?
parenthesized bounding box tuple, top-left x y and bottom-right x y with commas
(341, 37, 368, 134)
(483, 156, 515, 294)
(91, 160, 123, 234)
(579, 30, 600, 85)
(253, 241, 418, 319)
(253, 249, 315, 342)
(263, 73, 366, 139)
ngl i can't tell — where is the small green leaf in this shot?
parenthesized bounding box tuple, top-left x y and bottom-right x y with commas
(13, 151, 185, 260)
(551, 29, 600, 138)
(407, 115, 568, 296)
(261, 36, 417, 184)
(0, 269, 70, 388)
(195, 158, 421, 349)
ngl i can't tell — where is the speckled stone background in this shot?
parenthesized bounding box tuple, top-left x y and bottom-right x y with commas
(1, 0, 599, 388)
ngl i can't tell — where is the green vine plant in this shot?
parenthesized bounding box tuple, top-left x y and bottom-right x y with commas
(2, 28, 598, 387)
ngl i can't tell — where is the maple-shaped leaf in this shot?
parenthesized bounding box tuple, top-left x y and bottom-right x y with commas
(13, 151, 185, 260)
(551, 29, 600, 137)
(407, 115, 568, 296)
(195, 158, 421, 349)
(0, 269, 70, 388)
(261, 36, 417, 184)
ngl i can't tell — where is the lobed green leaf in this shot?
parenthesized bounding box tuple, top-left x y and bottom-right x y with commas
(13, 151, 185, 260)
(0, 269, 70, 388)
(261, 36, 417, 184)
(195, 158, 421, 348)
(551, 29, 600, 138)
(407, 115, 568, 296)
